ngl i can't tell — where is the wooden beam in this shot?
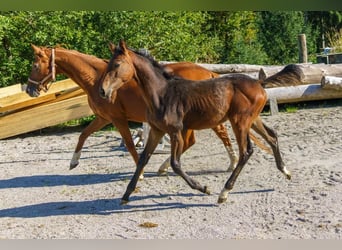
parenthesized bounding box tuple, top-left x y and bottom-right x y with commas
(0, 84, 24, 98)
(0, 95, 93, 139)
(0, 79, 82, 113)
(0, 93, 57, 113)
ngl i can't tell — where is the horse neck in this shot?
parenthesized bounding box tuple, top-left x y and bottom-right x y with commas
(53, 48, 107, 95)
(131, 52, 167, 110)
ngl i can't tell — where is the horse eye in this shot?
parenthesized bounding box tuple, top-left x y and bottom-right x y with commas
(33, 63, 40, 71)
(113, 63, 120, 68)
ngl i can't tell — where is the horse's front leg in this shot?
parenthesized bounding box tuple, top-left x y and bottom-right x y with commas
(121, 126, 165, 205)
(169, 129, 210, 195)
(70, 116, 109, 169)
(114, 119, 145, 179)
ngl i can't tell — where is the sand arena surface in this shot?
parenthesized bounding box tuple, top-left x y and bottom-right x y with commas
(0, 105, 341, 239)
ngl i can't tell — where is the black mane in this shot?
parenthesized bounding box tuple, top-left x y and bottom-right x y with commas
(130, 47, 179, 80)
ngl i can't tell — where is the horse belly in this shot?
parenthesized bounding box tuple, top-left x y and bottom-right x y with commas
(183, 111, 227, 130)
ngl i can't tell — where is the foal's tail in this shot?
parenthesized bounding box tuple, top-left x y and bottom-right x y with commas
(249, 132, 272, 154)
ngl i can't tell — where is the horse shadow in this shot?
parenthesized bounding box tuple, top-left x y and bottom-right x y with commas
(0, 192, 217, 218)
(0, 171, 160, 189)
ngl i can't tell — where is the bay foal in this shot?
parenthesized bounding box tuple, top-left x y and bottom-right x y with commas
(99, 40, 291, 204)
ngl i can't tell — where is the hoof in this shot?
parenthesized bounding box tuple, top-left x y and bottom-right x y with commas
(120, 199, 129, 205)
(217, 197, 227, 204)
(157, 169, 168, 176)
(203, 186, 211, 195)
(69, 162, 79, 170)
(283, 167, 291, 180)
(286, 173, 291, 180)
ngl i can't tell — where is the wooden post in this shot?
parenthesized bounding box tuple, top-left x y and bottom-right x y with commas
(298, 34, 308, 63)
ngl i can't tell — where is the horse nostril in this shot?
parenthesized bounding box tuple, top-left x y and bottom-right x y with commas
(99, 88, 106, 98)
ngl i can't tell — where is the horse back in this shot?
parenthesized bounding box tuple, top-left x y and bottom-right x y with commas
(163, 62, 219, 80)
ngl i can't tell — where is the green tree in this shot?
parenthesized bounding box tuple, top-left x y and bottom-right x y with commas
(206, 11, 268, 64)
(257, 11, 317, 65)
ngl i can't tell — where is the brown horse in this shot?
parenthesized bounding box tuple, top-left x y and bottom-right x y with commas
(99, 40, 291, 204)
(26, 45, 241, 176)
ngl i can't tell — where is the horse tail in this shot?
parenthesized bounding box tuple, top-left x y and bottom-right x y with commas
(249, 132, 272, 154)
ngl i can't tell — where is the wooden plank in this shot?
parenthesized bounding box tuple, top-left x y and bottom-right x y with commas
(0, 93, 57, 113)
(0, 79, 82, 113)
(0, 95, 94, 139)
(41, 78, 80, 93)
(0, 84, 23, 98)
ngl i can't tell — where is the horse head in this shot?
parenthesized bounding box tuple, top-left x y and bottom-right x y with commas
(99, 40, 135, 103)
(26, 44, 56, 97)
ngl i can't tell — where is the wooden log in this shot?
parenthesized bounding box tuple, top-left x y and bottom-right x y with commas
(263, 63, 342, 88)
(219, 72, 259, 79)
(258, 66, 284, 80)
(265, 84, 342, 104)
(0, 95, 93, 139)
(160, 61, 277, 74)
(321, 76, 342, 90)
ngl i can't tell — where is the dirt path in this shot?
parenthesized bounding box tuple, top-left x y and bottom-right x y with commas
(0, 105, 341, 239)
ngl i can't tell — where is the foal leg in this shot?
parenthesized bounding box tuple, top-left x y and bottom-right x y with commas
(218, 121, 253, 203)
(251, 117, 291, 180)
(70, 116, 109, 169)
(121, 127, 165, 204)
(212, 124, 238, 172)
(114, 119, 147, 179)
(169, 129, 210, 195)
(157, 129, 196, 175)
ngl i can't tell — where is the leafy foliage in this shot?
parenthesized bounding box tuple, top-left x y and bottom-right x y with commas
(0, 11, 341, 87)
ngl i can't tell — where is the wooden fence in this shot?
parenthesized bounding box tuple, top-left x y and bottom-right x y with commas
(1, 63, 342, 139)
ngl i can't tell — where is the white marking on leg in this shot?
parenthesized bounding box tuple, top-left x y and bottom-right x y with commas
(226, 146, 238, 172)
(218, 188, 229, 203)
(283, 166, 291, 180)
(158, 156, 171, 175)
(70, 151, 81, 169)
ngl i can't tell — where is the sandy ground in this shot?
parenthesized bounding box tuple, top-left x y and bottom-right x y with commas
(0, 105, 341, 239)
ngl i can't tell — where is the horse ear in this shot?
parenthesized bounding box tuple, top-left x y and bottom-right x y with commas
(118, 40, 128, 53)
(31, 44, 40, 53)
(108, 42, 116, 53)
(31, 44, 45, 57)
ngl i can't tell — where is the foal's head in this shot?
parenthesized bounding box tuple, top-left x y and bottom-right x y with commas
(99, 40, 136, 102)
(27, 44, 56, 97)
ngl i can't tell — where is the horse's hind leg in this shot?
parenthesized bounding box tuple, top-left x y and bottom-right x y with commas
(212, 124, 238, 172)
(251, 117, 291, 180)
(70, 116, 109, 170)
(169, 129, 210, 195)
(218, 122, 253, 203)
(157, 129, 196, 175)
(121, 126, 165, 204)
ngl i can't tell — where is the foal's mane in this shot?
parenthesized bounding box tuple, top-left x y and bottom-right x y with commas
(129, 47, 180, 80)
